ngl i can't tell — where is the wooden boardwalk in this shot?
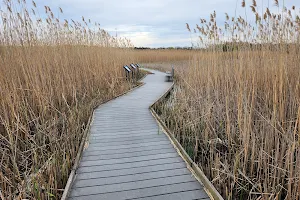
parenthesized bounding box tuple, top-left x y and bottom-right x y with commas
(68, 70, 210, 200)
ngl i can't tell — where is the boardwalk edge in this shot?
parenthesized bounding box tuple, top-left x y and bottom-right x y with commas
(61, 81, 146, 200)
(149, 83, 224, 200)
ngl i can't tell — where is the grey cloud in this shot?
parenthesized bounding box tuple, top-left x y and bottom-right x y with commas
(35, 0, 300, 47)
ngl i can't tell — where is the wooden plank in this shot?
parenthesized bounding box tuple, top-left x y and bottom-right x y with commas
(90, 121, 158, 129)
(92, 113, 153, 118)
(89, 131, 162, 140)
(69, 182, 205, 200)
(92, 119, 157, 125)
(79, 152, 179, 167)
(75, 162, 187, 181)
(90, 125, 158, 132)
(89, 130, 161, 138)
(138, 190, 210, 200)
(72, 168, 190, 188)
(81, 148, 176, 161)
(86, 140, 171, 151)
(89, 133, 167, 143)
(70, 175, 197, 197)
(82, 144, 173, 157)
(89, 128, 159, 135)
(88, 137, 167, 146)
(77, 157, 184, 173)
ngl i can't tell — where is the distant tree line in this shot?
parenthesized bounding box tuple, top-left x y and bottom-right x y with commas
(134, 46, 193, 50)
(209, 42, 300, 54)
(133, 43, 300, 54)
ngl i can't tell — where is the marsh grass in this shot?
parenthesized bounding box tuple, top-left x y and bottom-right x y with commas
(2, 0, 300, 199)
(154, 1, 300, 199)
(134, 49, 192, 63)
(0, 0, 136, 199)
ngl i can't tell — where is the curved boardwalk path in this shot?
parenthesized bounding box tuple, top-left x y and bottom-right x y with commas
(68, 70, 210, 200)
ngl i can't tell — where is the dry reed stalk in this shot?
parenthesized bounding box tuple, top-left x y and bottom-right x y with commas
(0, 0, 137, 199)
(152, 2, 300, 200)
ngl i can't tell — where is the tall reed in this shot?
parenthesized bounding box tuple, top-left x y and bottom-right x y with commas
(134, 49, 192, 63)
(0, 0, 135, 199)
(155, 1, 300, 199)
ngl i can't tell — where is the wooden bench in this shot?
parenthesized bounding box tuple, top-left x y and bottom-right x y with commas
(165, 67, 174, 82)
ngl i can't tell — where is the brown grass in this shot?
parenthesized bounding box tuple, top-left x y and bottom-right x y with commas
(2, 0, 300, 199)
(152, 2, 300, 199)
(0, 0, 136, 199)
(134, 49, 192, 63)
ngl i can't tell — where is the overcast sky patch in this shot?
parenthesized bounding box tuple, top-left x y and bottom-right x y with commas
(34, 0, 300, 47)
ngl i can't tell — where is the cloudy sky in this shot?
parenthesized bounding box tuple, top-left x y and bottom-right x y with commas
(34, 0, 299, 47)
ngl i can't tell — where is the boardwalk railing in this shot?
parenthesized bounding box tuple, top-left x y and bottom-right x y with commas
(149, 83, 224, 200)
